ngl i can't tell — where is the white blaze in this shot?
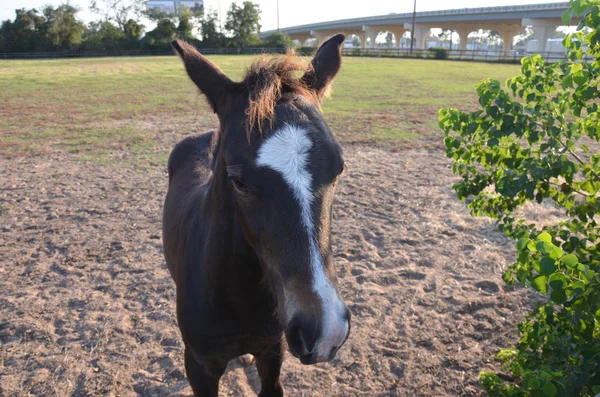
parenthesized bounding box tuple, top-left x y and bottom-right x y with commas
(256, 124, 347, 360)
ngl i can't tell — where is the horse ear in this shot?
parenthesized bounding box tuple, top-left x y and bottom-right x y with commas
(171, 39, 234, 114)
(303, 33, 346, 99)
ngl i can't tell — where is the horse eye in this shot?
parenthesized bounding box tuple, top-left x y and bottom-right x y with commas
(338, 162, 345, 176)
(231, 178, 250, 195)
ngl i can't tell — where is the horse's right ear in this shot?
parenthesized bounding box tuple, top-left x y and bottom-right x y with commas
(171, 39, 233, 114)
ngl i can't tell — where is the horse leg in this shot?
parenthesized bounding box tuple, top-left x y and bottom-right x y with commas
(184, 345, 226, 397)
(255, 341, 285, 397)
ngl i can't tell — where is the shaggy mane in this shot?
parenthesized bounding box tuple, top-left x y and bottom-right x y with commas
(241, 50, 321, 137)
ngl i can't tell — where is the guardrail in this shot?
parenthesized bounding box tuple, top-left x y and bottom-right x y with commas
(341, 47, 575, 63)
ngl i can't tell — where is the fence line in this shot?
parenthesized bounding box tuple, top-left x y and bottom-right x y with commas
(0, 47, 291, 60)
(340, 47, 574, 63)
(0, 47, 575, 63)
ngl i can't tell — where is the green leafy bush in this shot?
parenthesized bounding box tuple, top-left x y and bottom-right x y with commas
(439, 1, 600, 395)
(428, 47, 449, 60)
(261, 31, 295, 49)
(297, 46, 315, 56)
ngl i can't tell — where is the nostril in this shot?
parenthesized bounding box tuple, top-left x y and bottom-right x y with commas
(330, 345, 339, 356)
(286, 313, 319, 356)
(287, 323, 306, 354)
(344, 307, 352, 323)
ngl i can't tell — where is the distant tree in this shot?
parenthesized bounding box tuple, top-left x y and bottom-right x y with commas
(487, 30, 502, 50)
(123, 18, 144, 40)
(176, 12, 194, 38)
(90, 0, 145, 30)
(175, 6, 201, 39)
(0, 8, 48, 52)
(81, 18, 142, 51)
(199, 8, 223, 47)
(436, 29, 453, 49)
(514, 27, 534, 47)
(145, 7, 170, 23)
(95, 21, 125, 48)
(385, 32, 393, 47)
(42, 5, 85, 49)
(552, 27, 569, 38)
(143, 18, 177, 47)
(352, 35, 360, 47)
(224, 1, 261, 47)
(261, 31, 295, 48)
(146, 5, 200, 41)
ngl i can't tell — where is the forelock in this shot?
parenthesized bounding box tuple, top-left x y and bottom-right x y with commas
(242, 50, 321, 139)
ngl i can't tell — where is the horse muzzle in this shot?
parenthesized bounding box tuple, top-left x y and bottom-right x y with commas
(285, 307, 351, 365)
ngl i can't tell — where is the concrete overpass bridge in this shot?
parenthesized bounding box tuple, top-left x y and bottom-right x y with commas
(259, 2, 573, 53)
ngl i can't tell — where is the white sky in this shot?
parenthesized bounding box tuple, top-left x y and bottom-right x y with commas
(0, 0, 567, 31)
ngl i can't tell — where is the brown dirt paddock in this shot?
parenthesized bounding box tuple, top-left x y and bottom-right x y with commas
(0, 117, 547, 396)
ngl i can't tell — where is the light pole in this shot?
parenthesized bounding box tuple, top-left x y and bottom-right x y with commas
(277, 0, 280, 31)
(410, 0, 417, 54)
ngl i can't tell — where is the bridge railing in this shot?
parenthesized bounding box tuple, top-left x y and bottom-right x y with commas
(260, 1, 570, 36)
(341, 47, 576, 63)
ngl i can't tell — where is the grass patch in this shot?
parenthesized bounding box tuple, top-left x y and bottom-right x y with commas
(0, 56, 520, 162)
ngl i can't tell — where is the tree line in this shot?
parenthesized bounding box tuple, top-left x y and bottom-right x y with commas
(0, 0, 295, 53)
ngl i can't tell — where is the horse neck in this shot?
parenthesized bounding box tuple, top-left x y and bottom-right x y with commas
(201, 139, 264, 292)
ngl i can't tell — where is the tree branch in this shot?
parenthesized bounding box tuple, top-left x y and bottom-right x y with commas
(556, 137, 600, 182)
(549, 181, 590, 198)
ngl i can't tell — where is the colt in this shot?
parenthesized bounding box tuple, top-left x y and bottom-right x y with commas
(163, 34, 350, 396)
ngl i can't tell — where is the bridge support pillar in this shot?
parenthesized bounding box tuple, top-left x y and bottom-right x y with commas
(455, 27, 472, 51)
(290, 35, 310, 47)
(363, 26, 379, 49)
(497, 28, 521, 51)
(391, 28, 406, 48)
(404, 24, 429, 49)
(357, 33, 367, 49)
(310, 30, 329, 46)
(522, 18, 557, 53)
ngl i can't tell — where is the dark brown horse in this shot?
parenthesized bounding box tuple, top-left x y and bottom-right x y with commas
(163, 34, 350, 397)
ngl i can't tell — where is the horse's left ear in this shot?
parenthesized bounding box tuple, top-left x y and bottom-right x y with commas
(303, 33, 346, 99)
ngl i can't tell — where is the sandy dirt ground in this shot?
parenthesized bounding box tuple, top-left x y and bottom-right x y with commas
(0, 127, 547, 396)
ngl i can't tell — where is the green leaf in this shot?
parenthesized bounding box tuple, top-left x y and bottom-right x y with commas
(571, 0, 587, 15)
(561, 254, 578, 267)
(532, 275, 548, 293)
(467, 122, 478, 134)
(551, 288, 567, 304)
(562, 75, 574, 90)
(540, 258, 557, 276)
(537, 241, 556, 255)
(549, 246, 563, 260)
(570, 63, 583, 74)
(592, 385, 600, 394)
(527, 240, 538, 252)
(581, 144, 590, 155)
(487, 138, 499, 147)
(538, 232, 552, 242)
(543, 381, 557, 397)
(517, 238, 530, 252)
(561, 9, 572, 25)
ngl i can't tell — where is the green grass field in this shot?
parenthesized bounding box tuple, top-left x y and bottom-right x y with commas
(0, 55, 520, 162)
